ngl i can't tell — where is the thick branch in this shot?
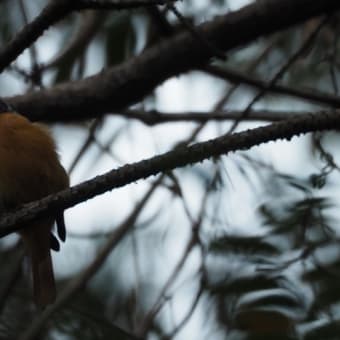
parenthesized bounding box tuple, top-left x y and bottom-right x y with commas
(7, 0, 340, 122)
(0, 111, 339, 236)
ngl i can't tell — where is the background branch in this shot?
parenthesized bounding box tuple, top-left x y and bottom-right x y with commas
(6, 0, 340, 122)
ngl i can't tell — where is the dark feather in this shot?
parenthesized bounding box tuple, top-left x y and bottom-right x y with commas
(50, 233, 60, 251)
(56, 212, 66, 242)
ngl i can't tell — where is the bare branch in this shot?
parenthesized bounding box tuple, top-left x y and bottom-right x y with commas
(226, 15, 329, 134)
(204, 65, 340, 108)
(0, 111, 340, 238)
(6, 0, 340, 121)
(120, 109, 302, 125)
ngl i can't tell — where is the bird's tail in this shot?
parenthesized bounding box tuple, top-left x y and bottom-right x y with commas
(22, 227, 56, 307)
(31, 244, 56, 307)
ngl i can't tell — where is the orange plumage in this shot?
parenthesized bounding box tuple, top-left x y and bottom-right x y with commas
(0, 112, 69, 306)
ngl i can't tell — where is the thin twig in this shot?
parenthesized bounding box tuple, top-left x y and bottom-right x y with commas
(122, 109, 295, 125)
(137, 171, 217, 336)
(18, 0, 42, 88)
(163, 284, 203, 339)
(68, 118, 103, 174)
(226, 15, 330, 134)
(137, 234, 197, 336)
(204, 64, 340, 108)
(167, 3, 226, 61)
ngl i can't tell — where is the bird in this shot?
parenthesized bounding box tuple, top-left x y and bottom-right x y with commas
(0, 100, 69, 307)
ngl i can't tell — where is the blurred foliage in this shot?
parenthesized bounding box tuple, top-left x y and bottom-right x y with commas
(205, 162, 340, 339)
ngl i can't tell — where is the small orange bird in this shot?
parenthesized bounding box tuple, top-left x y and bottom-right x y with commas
(0, 101, 69, 307)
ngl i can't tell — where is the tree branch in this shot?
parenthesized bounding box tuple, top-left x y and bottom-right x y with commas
(121, 109, 296, 125)
(203, 65, 340, 108)
(4, 0, 339, 122)
(0, 110, 339, 237)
